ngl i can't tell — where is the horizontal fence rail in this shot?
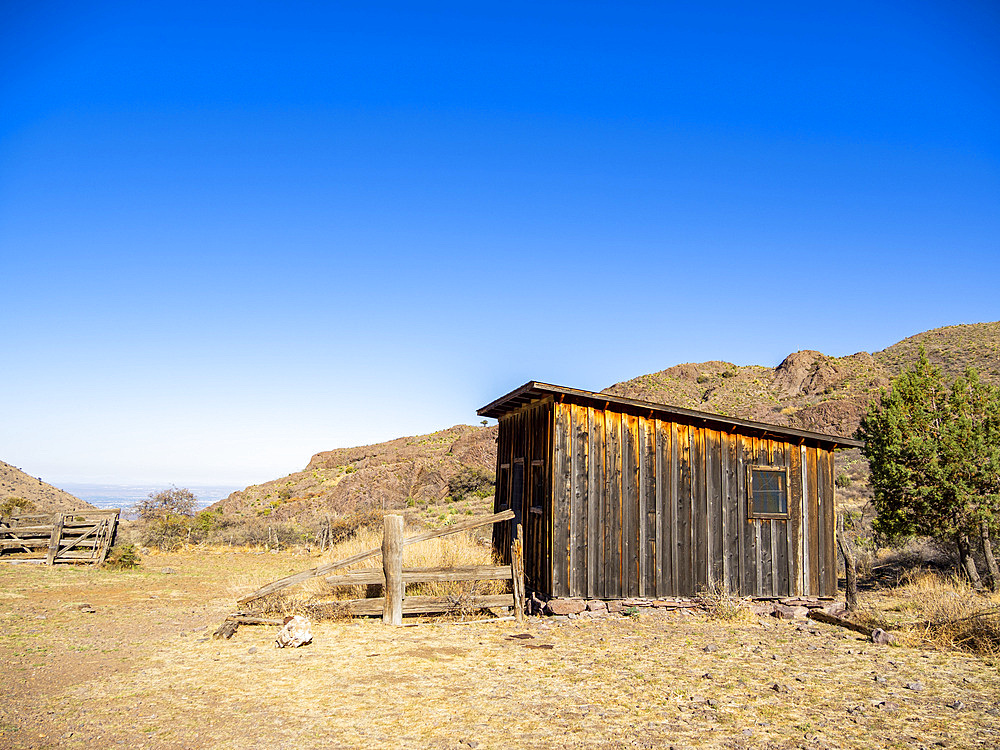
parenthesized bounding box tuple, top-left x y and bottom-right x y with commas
(0, 510, 120, 566)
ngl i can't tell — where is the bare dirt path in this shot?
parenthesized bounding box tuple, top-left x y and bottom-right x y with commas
(2, 551, 999, 749)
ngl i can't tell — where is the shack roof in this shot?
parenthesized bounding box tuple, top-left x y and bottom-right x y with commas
(478, 381, 864, 450)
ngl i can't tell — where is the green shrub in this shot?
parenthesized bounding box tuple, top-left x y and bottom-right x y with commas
(447, 467, 495, 502)
(0, 496, 35, 516)
(104, 543, 142, 570)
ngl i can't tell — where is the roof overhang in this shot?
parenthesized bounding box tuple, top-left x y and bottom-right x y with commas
(478, 381, 865, 450)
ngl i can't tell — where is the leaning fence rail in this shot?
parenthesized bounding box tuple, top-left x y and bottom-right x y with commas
(234, 509, 526, 626)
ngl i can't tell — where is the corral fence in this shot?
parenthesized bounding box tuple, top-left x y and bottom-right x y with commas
(0, 509, 120, 565)
(235, 509, 526, 626)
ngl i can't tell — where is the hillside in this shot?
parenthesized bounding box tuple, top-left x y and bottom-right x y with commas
(0, 461, 94, 514)
(208, 424, 497, 522)
(213, 321, 998, 524)
(604, 321, 1000, 439)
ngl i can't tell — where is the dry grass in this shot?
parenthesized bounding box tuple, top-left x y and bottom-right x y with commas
(697, 581, 754, 622)
(851, 568, 1000, 656)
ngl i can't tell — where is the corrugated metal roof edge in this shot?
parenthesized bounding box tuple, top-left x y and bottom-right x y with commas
(477, 381, 865, 450)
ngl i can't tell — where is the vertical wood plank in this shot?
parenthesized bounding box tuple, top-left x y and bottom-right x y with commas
(655, 420, 667, 596)
(691, 426, 708, 593)
(800, 445, 810, 596)
(587, 408, 600, 599)
(706, 429, 724, 589)
(551, 404, 570, 597)
(622, 414, 639, 597)
(592, 408, 607, 599)
(45, 514, 64, 565)
(821, 448, 836, 596)
(807, 445, 821, 595)
(636, 417, 647, 597)
(643, 418, 657, 598)
(607, 410, 622, 598)
(725, 433, 740, 594)
(511, 523, 526, 624)
(668, 422, 679, 595)
(571, 406, 591, 596)
(736, 434, 748, 595)
(676, 425, 692, 595)
(788, 444, 803, 597)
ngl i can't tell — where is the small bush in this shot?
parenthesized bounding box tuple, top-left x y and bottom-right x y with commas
(696, 374, 710, 384)
(835, 473, 852, 488)
(447, 467, 495, 501)
(0, 496, 35, 516)
(104, 543, 142, 570)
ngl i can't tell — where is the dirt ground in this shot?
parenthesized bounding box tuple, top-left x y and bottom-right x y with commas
(2, 550, 999, 750)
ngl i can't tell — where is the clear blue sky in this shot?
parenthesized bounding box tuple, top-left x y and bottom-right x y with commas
(2, 1, 998, 487)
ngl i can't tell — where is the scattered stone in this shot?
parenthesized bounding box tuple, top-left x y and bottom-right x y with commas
(871, 628, 895, 645)
(772, 604, 808, 619)
(607, 601, 624, 614)
(874, 675, 888, 684)
(247, 647, 257, 654)
(460, 740, 480, 748)
(160, 567, 176, 575)
(507, 633, 534, 640)
(904, 681, 924, 692)
(823, 601, 848, 617)
(985, 707, 1000, 716)
(946, 701, 965, 710)
(749, 602, 772, 617)
(275, 615, 312, 648)
(78, 604, 96, 613)
(707, 698, 719, 707)
(702, 672, 713, 680)
(794, 675, 807, 683)
(585, 600, 607, 612)
(545, 599, 586, 616)
(689, 694, 706, 703)
(771, 683, 790, 694)
(703, 644, 718, 653)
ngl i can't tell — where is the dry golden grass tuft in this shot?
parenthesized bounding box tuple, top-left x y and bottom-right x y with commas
(697, 581, 754, 622)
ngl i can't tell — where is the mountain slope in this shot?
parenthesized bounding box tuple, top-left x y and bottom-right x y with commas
(604, 321, 1000, 439)
(209, 425, 496, 520)
(0, 461, 94, 514)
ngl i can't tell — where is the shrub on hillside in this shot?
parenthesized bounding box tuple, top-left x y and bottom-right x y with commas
(0, 496, 35, 517)
(447, 467, 495, 501)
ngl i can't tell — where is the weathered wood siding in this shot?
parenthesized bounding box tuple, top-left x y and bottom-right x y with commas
(492, 397, 552, 594)
(496, 399, 838, 599)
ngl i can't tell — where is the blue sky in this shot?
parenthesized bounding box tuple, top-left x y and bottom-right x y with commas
(2, 1, 998, 487)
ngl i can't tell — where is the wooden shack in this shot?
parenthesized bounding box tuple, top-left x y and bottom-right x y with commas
(478, 382, 863, 600)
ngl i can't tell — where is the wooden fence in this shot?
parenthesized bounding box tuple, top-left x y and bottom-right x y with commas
(0, 509, 120, 565)
(237, 509, 526, 625)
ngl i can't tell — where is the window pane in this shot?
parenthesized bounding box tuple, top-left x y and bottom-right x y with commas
(751, 469, 787, 515)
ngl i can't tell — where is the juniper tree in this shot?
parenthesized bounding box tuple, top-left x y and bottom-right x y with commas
(858, 347, 1000, 590)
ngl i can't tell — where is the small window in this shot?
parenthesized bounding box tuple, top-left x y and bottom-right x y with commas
(748, 467, 788, 518)
(529, 460, 545, 514)
(497, 464, 511, 509)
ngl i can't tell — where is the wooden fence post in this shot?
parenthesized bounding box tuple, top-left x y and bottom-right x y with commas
(45, 513, 65, 566)
(382, 514, 404, 626)
(511, 523, 526, 624)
